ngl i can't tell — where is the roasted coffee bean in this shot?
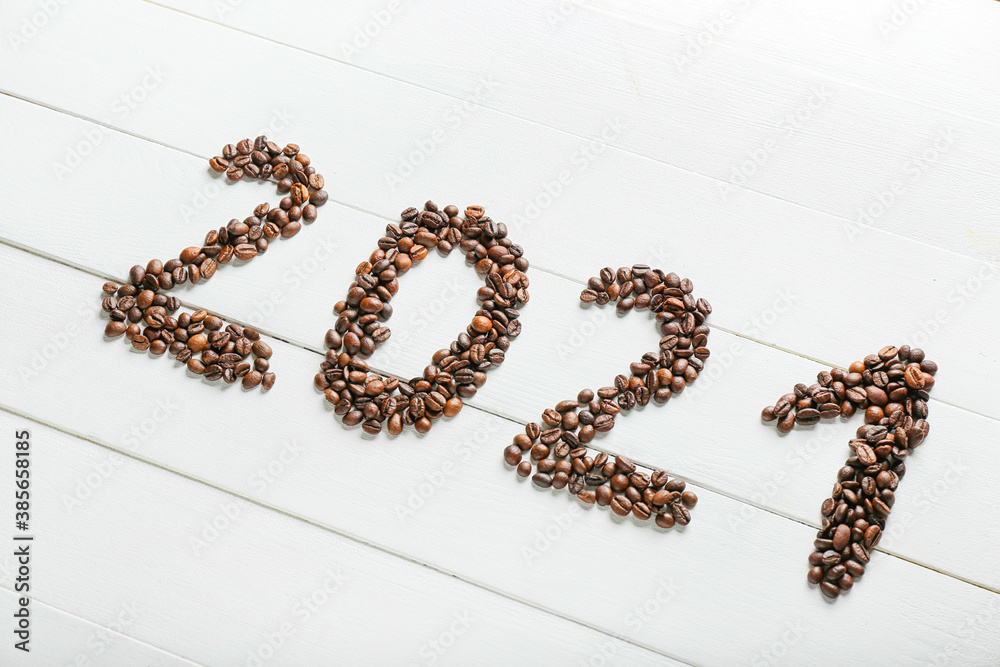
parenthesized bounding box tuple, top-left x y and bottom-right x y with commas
(242, 370, 263, 389)
(102, 138, 327, 386)
(504, 445, 522, 466)
(532, 472, 553, 489)
(769, 345, 938, 599)
(610, 495, 632, 517)
(324, 203, 529, 435)
(671, 503, 691, 526)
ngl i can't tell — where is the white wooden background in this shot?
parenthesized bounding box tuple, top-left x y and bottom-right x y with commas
(1, 0, 999, 665)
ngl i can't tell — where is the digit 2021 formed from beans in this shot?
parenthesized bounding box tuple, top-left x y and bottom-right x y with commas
(503, 267, 712, 530)
(761, 345, 937, 599)
(315, 201, 530, 435)
(96, 137, 941, 593)
(98, 136, 329, 389)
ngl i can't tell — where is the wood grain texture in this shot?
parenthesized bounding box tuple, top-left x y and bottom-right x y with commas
(0, 419, 680, 667)
(1, 2, 997, 421)
(0, 589, 198, 666)
(1, 1, 998, 664)
(155, 0, 1000, 264)
(0, 244, 998, 666)
(1, 92, 999, 591)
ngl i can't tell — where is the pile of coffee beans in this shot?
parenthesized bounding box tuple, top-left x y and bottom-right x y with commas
(504, 265, 711, 528)
(99, 137, 328, 389)
(316, 201, 529, 435)
(760, 344, 936, 432)
(762, 345, 937, 598)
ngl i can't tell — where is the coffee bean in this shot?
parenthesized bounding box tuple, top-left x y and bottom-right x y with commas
(820, 582, 841, 599)
(504, 445, 522, 466)
(671, 503, 691, 525)
(762, 345, 937, 598)
(104, 321, 127, 337)
(610, 495, 632, 516)
(242, 370, 262, 389)
(532, 472, 553, 488)
(832, 524, 851, 551)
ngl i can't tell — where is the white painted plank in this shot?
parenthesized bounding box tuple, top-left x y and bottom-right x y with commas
(1, 92, 999, 589)
(581, 0, 1000, 123)
(0, 60, 1000, 417)
(149, 0, 1000, 264)
(1, 227, 998, 593)
(156, 0, 1000, 125)
(0, 419, 680, 667)
(0, 589, 196, 666)
(1, 245, 999, 667)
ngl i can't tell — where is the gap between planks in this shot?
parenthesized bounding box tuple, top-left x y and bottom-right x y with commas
(0, 87, 996, 428)
(0, 403, 701, 667)
(4, 36, 1000, 277)
(132, 0, 1000, 271)
(584, 3, 1000, 132)
(0, 590, 205, 667)
(147, 0, 1000, 133)
(3, 238, 998, 600)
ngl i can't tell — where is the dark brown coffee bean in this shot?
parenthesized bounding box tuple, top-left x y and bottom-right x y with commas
(610, 495, 632, 517)
(671, 503, 691, 525)
(242, 370, 262, 389)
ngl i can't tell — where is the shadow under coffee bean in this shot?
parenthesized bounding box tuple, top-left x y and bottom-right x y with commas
(99, 136, 329, 390)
